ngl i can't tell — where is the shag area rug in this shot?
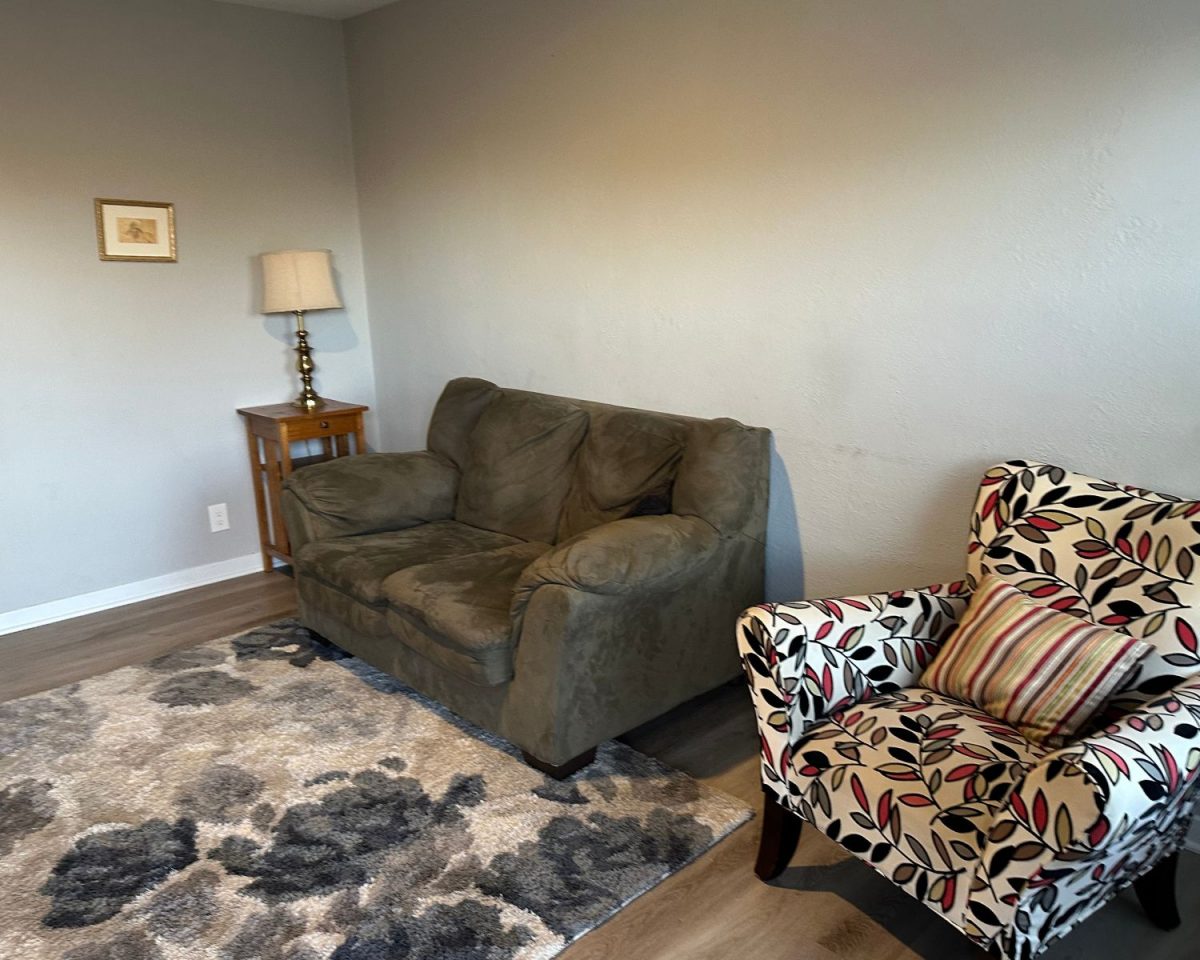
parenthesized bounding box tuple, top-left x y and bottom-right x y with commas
(0, 620, 750, 960)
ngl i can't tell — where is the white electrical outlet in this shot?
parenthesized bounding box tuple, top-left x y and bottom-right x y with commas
(208, 503, 230, 532)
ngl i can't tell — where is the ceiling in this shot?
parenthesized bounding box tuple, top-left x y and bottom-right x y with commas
(215, 0, 395, 19)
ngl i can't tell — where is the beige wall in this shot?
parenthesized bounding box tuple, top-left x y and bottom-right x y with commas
(0, 0, 375, 617)
(345, 0, 1200, 600)
(5, 0, 1197, 621)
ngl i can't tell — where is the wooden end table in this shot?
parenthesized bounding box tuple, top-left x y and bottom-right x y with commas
(237, 400, 368, 570)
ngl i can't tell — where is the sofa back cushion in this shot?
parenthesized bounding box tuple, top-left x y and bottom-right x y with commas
(673, 418, 771, 540)
(455, 391, 588, 542)
(427, 377, 501, 470)
(556, 408, 686, 541)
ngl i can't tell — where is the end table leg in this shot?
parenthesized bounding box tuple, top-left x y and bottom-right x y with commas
(243, 423, 272, 571)
(354, 415, 366, 455)
(264, 438, 290, 560)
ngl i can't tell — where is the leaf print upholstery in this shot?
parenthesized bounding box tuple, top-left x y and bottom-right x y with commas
(967, 461, 1200, 707)
(970, 674, 1200, 956)
(739, 583, 970, 801)
(790, 688, 1050, 923)
(740, 460, 1200, 960)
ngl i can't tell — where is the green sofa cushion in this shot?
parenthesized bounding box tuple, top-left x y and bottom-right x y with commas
(426, 377, 500, 470)
(384, 541, 551, 685)
(293, 520, 520, 607)
(673, 418, 771, 539)
(455, 391, 588, 543)
(284, 451, 459, 542)
(556, 408, 686, 541)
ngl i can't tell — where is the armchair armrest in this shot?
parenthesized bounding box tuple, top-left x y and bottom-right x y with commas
(738, 582, 969, 796)
(969, 677, 1200, 951)
(511, 515, 719, 616)
(281, 451, 458, 551)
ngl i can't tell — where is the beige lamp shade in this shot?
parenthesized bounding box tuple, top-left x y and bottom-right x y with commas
(260, 249, 343, 313)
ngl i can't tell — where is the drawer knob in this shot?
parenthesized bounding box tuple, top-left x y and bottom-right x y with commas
(320, 420, 329, 428)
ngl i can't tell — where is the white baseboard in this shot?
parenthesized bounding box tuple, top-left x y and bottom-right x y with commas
(0, 553, 267, 637)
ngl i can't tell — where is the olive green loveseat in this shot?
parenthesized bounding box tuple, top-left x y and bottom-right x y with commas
(281, 377, 769, 776)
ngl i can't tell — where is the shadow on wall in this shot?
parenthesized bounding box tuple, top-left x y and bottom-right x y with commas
(804, 457, 982, 601)
(898, 461, 983, 585)
(765, 440, 803, 603)
(248, 254, 361, 359)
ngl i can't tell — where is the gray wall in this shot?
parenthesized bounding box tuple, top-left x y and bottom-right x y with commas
(345, 0, 1200, 601)
(0, 0, 375, 615)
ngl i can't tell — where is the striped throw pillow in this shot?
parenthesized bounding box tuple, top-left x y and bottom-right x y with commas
(921, 575, 1150, 745)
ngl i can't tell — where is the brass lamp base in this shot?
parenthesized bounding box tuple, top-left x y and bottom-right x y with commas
(292, 310, 324, 410)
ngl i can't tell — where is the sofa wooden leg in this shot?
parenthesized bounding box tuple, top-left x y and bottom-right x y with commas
(522, 747, 597, 780)
(1134, 852, 1181, 930)
(755, 794, 803, 881)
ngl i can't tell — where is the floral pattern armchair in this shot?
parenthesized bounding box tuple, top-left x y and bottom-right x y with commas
(740, 461, 1200, 959)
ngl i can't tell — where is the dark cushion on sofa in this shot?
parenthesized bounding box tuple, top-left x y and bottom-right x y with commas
(293, 520, 519, 606)
(384, 541, 551, 685)
(556, 408, 686, 541)
(455, 391, 588, 543)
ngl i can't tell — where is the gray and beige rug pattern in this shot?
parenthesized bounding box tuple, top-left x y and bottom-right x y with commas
(0, 620, 750, 959)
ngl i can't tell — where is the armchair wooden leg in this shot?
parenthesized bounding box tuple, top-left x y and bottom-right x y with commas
(755, 794, 803, 881)
(1134, 852, 1181, 930)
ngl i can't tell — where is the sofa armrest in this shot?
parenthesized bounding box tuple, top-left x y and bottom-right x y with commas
(967, 677, 1200, 951)
(738, 583, 970, 797)
(281, 451, 458, 551)
(511, 515, 719, 616)
(506, 527, 757, 766)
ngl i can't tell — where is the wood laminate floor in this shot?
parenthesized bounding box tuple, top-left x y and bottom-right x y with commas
(3, 571, 1196, 960)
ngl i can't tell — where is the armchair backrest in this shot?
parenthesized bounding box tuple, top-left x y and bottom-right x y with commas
(424, 377, 769, 545)
(966, 460, 1200, 704)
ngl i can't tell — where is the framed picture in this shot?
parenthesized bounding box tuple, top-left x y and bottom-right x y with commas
(94, 198, 176, 262)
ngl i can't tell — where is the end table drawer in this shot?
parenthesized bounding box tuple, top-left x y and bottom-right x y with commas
(287, 412, 360, 441)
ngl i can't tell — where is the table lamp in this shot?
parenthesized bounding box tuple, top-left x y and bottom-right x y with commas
(260, 249, 343, 410)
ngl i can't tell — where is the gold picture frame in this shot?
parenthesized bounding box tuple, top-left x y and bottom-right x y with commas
(94, 198, 177, 262)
